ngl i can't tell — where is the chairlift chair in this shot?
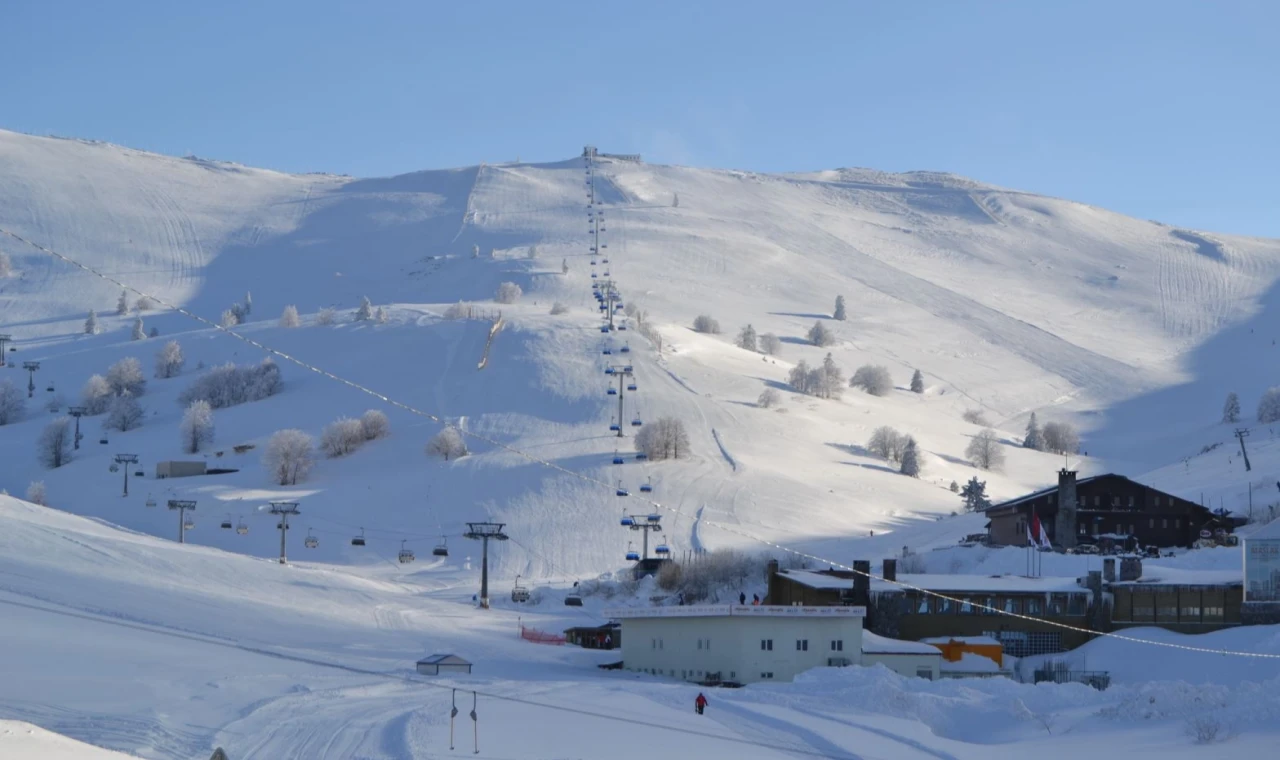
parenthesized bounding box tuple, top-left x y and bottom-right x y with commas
(109, 464, 119, 473)
(46, 384, 55, 393)
(134, 470, 144, 477)
(602, 257, 610, 264)
(591, 272, 598, 279)
(616, 481, 629, 497)
(612, 452, 624, 465)
(183, 517, 195, 531)
(99, 438, 109, 444)
(620, 343, 630, 354)
(221, 514, 233, 530)
(604, 367, 615, 375)
(620, 513, 635, 527)
(511, 575, 530, 603)
(647, 513, 662, 523)
(599, 325, 609, 333)
(432, 537, 449, 557)
(276, 522, 289, 530)
(617, 323, 627, 331)
(640, 478, 653, 494)
(351, 528, 366, 547)
(602, 347, 612, 355)
(590, 259, 597, 265)
(631, 416, 642, 427)
(145, 494, 157, 507)
(606, 387, 617, 395)
(627, 382, 637, 392)
(564, 584, 583, 606)
(625, 543, 640, 561)
(635, 452, 648, 461)
(304, 528, 319, 549)
(655, 543, 671, 556)
(398, 539, 415, 564)
(623, 365, 633, 373)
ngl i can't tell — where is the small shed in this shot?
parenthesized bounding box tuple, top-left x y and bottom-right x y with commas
(156, 460, 207, 479)
(564, 622, 620, 650)
(416, 654, 472, 676)
(860, 631, 943, 680)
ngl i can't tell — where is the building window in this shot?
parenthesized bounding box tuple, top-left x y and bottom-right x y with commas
(698, 671, 704, 677)
(936, 597, 953, 614)
(761, 672, 774, 679)
(1155, 496, 1161, 506)
(1026, 596, 1043, 615)
(1049, 594, 1066, 615)
(761, 639, 773, 651)
(697, 639, 702, 650)
(1203, 606, 1224, 621)
(916, 596, 930, 614)
(1149, 518, 1155, 529)
(658, 639, 663, 650)
(831, 640, 844, 651)
(730, 671, 736, 679)
(1129, 495, 1135, 507)
(1181, 606, 1201, 621)
(682, 670, 687, 678)
(1175, 518, 1181, 529)
(959, 597, 974, 614)
(982, 596, 997, 615)
(1132, 601, 1155, 622)
(1003, 597, 1020, 614)
(1157, 604, 1178, 621)
(1094, 495, 1100, 506)
(1067, 594, 1087, 616)
(1129, 524, 1135, 535)
(1162, 519, 1168, 529)
(1116, 522, 1123, 535)
(916, 667, 934, 680)
(651, 638, 656, 649)
(1112, 496, 1120, 507)
(796, 639, 809, 652)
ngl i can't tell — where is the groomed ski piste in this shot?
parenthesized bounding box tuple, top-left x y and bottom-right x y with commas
(3, 129, 1280, 756)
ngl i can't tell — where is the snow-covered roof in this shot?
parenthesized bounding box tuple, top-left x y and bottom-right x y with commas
(940, 652, 1002, 673)
(1246, 518, 1280, 541)
(604, 604, 865, 619)
(418, 654, 471, 666)
(1109, 567, 1241, 587)
(985, 475, 1109, 512)
(920, 635, 1002, 646)
(862, 631, 942, 655)
(778, 569, 1085, 594)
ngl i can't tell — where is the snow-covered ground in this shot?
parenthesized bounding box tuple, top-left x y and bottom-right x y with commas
(4, 129, 1280, 756)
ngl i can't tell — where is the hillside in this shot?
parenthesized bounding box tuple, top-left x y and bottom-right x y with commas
(3, 130, 1280, 579)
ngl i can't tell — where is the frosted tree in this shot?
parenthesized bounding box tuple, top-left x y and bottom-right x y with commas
(220, 309, 240, 328)
(37, 417, 73, 469)
(495, 282, 523, 304)
(850, 365, 893, 396)
(759, 333, 782, 356)
(0, 379, 24, 425)
(360, 409, 390, 440)
(84, 309, 100, 335)
(1223, 392, 1241, 424)
(179, 400, 215, 454)
(736, 324, 758, 352)
(135, 295, 156, 311)
(116, 290, 129, 316)
(526, 245, 538, 259)
(757, 388, 781, 408)
(899, 436, 921, 477)
(374, 306, 388, 324)
(106, 357, 146, 397)
(788, 360, 814, 395)
(910, 369, 924, 394)
(426, 426, 469, 461)
(634, 416, 690, 460)
(131, 317, 146, 341)
(692, 315, 721, 334)
(0, 252, 11, 277)
(807, 321, 835, 347)
(316, 307, 336, 326)
(966, 428, 1005, 471)
(243, 291, 252, 315)
(25, 481, 46, 506)
(355, 296, 373, 321)
(1041, 421, 1080, 455)
(962, 408, 990, 425)
(672, 193, 680, 208)
(833, 295, 847, 321)
(81, 374, 113, 415)
(949, 480, 960, 493)
(549, 302, 569, 315)
(562, 258, 569, 275)
(153, 340, 185, 379)
(263, 429, 315, 485)
(815, 353, 845, 399)
(279, 305, 301, 328)
(1023, 412, 1043, 450)
(320, 417, 366, 458)
(868, 426, 906, 462)
(472, 244, 480, 259)
(104, 392, 144, 432)
(960, 476, 991, 512)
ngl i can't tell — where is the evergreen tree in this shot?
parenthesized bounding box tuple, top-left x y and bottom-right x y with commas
(1023, 412, 1043, 450)
(354, 296, 373, 321)
(84, 310, 100, 335)
(736, 324, 758, 352)
(562, 258, 569, 275)
(244, 291, 252, 315)
(960, 476, 991, 512)
(1223, 392, 1241, 424)
(833, 295, 847, 321)
(116, 291, 129, 316)
(910, 369, 924, 393)
(131, 317, 146, 341)
(949, 480, 959, 493)
(899, 436, 920, 477)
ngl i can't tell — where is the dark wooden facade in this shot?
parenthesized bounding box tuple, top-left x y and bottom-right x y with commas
(986, 471, 1221, 549)
(1110, 584, 1242, 631)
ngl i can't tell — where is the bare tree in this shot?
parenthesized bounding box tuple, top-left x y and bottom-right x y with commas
(910, 369, 924, 393)
(179, 400, 215, 454)
(788, 360, 815, 395)
(962, 408, 990, 426)
(807, 321, 835, 347)
(81, 374, 113, 415)
(1041, 421, 1080, 455)
(736, 324, 758, 352)
(759, 333, 782, 356)
(316, 307, 336, 326)
(37, 417, 73, 469)
(0, 379, 25, 425)
(692, 315, 721, 334)
(966, 428, 1005, 471)
(757, 388, 781, 409)
(868, 426, 906, 462)
(634, 416, 690, 460)
(154, 340, 185, 379)
(354, 296, 373, 321)
(84, 309, 100, 335)
(850, 365, 893, 396)
(106, 357, 146, 397)
(360, 409, 390, 440)
(263, 429, 315, 485)
(495, 282, 523, 304)
(549, 302, 569, 315)
(833, 295, 847, 321)
(104, 392, 144, 431)
(321, 417, 366, 458)
(25, 480, 46, 506)
(279, 305, 301, 328)
(426, 426, 469, 460)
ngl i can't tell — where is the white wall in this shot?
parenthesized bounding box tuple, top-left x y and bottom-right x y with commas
(620, 615, 862, 684)
(861, 652, 941, 680)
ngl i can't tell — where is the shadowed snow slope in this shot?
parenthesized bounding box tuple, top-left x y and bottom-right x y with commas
(4, 130, 1280, 579)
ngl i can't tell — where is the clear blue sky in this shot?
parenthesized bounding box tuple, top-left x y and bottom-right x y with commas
(3, 0, 1277, 236)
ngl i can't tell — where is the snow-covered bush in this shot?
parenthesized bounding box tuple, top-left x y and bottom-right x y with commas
(759, 332, 781, 356)
(1186, 715, 1225, 745)
(84, 310, 100, 335)
(655, 549, 763, 603)
(966, 428, 1005, 471)
(0, 379, 25, 425)
(549, 302, 569, 315)
(634, 416, 690, 460)
(360, 409, 390, 440)
(426, 426, 468, 460)
(833, 295, 847, 321)
(104, 392, 144, 432)
(105, 357, 146, 397)
(443, 301, 472, 320)
(37, 417, 73, 469)
(692, 315, 720, 334)
(220, 309, 240, 328)
(1223, 392, 1241, 423)
(790, 355, 844, 399)
(1041, 421, 1080, 455)
(495, 282, 523, 304)
(354, 296, 373, 321)
(850, 365, 893, 396)
(81, 374, 113, 415)
(1258, 387, 1280, 423)
(135, 295, 156, 311)
(263, 429, 315, 485)
(962, 408, 989, 425)
(179, 400, 214, 454)
(807, 320, 835, 347)
(315, 307, 336, 326)
(279, 305, 301, 328)
(757, 388, 781, 409)
(320, 417, 366, 458)
(154, 340, 185, 379)
(25, 480, 46, 506)
(177, 358, 281, 409)
(736, 324, 758, 351)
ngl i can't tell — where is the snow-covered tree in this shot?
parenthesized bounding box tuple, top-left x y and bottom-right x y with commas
(37, 417, 73, 469)
(179, 400, 214, 454)
(81, 374, 113, 415)
(807, 320, 835, 347)
(672, 193, 679, 208)
(263, 429, 315, 485)
(759, 333, 782, 356)
(84, 309, 100, 335)
(177, 359, 280, 409)
(736, 324, 758, 352)
(634, 416, 690, 460)
(25, 480, 46, 506)
(220, 309, 240, 328)
(105, 357, 146, 397)
(692, 315, 721, 334)
(131, 317, 146, 341)
(104, 392, 144, 432)
(243, 291, 252, 315)
(279, 304, 301, 328)
(899, 436, 921, 477)
(135, 296, 156, 311)
(354, 296, 373, 321)
(788, 360, 814, 395)
(868, 426, 906, 462)
(0, 379, 24, 426)
(360, 409, 390, 440)
(815, 353, 845, 399)
(966, 428, 1005, 471)
(316, 307, 336, 326)
(833, 295, 847, 321)
(1223, 392, 1241, 424)
(850, 365, 893, 396)
(426, 426, 469, 461)
(757, 388, 781, 409)
(1041, 421, 1080, 455)
(1023, 412, 1043, 450)
(910, 369, 924, 394)
(526, 245, 538, 259)
(320, 417, 366, 458)
(472, 244, 480, 259)
(562, 258, 569, 275)
(960, 476, 991, 512)
(116, 291, 129, 316)
(149, 327, 159, 338)
(0, 252, 11, 278)
(495, 282, 523, 304)
(962, 408, 990, 426)
(549, 302, 569, 315)
(443, 301, 470, 320)
(949, 480, 959, 493)
(374, 306, 388, 324)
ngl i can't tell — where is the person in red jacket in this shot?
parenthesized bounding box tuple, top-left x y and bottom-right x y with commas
(695, 692, 708, 715)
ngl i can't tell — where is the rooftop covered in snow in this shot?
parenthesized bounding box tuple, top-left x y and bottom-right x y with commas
(777, 569, 1086, 594)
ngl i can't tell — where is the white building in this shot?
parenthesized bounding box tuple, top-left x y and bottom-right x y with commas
(605, 604, 865, 684)
(416, 654, 472, 676)
(860, 631, 942, 680)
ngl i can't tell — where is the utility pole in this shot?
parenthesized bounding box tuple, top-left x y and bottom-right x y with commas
(269, 501, 300, 565)
(68, 406, 86, 449)
(22, 360, 39, 398)
(1235, 428, 1252, 472)
(114, 453, 139, 496)
(463, 522, 509, 609)
(605, 364, 634, 437)
(168, 499, 196, 543)
(0, 334, 11, 362)
(622, 514, 663, 559)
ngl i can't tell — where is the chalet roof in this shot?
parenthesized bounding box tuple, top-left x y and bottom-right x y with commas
(604, 604, 865, 619)
(1109, 567, 1241, 587)
(778, 569, 1085, 594)
(417, 654, 471, 666)
(985, 473, 1208, 514)
(862, 631, 941, 655)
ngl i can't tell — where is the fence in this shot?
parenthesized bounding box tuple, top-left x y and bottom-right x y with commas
(520, 625, 565, 645)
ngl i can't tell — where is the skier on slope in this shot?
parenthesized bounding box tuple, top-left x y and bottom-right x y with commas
(695, 692, 708, 715)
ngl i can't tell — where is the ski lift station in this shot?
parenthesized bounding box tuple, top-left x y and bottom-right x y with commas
(602, 604, 865, 685)
(415, 654, 473, 676)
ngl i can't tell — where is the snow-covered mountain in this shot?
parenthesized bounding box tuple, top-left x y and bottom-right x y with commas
(3, 128, 1280, 579)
